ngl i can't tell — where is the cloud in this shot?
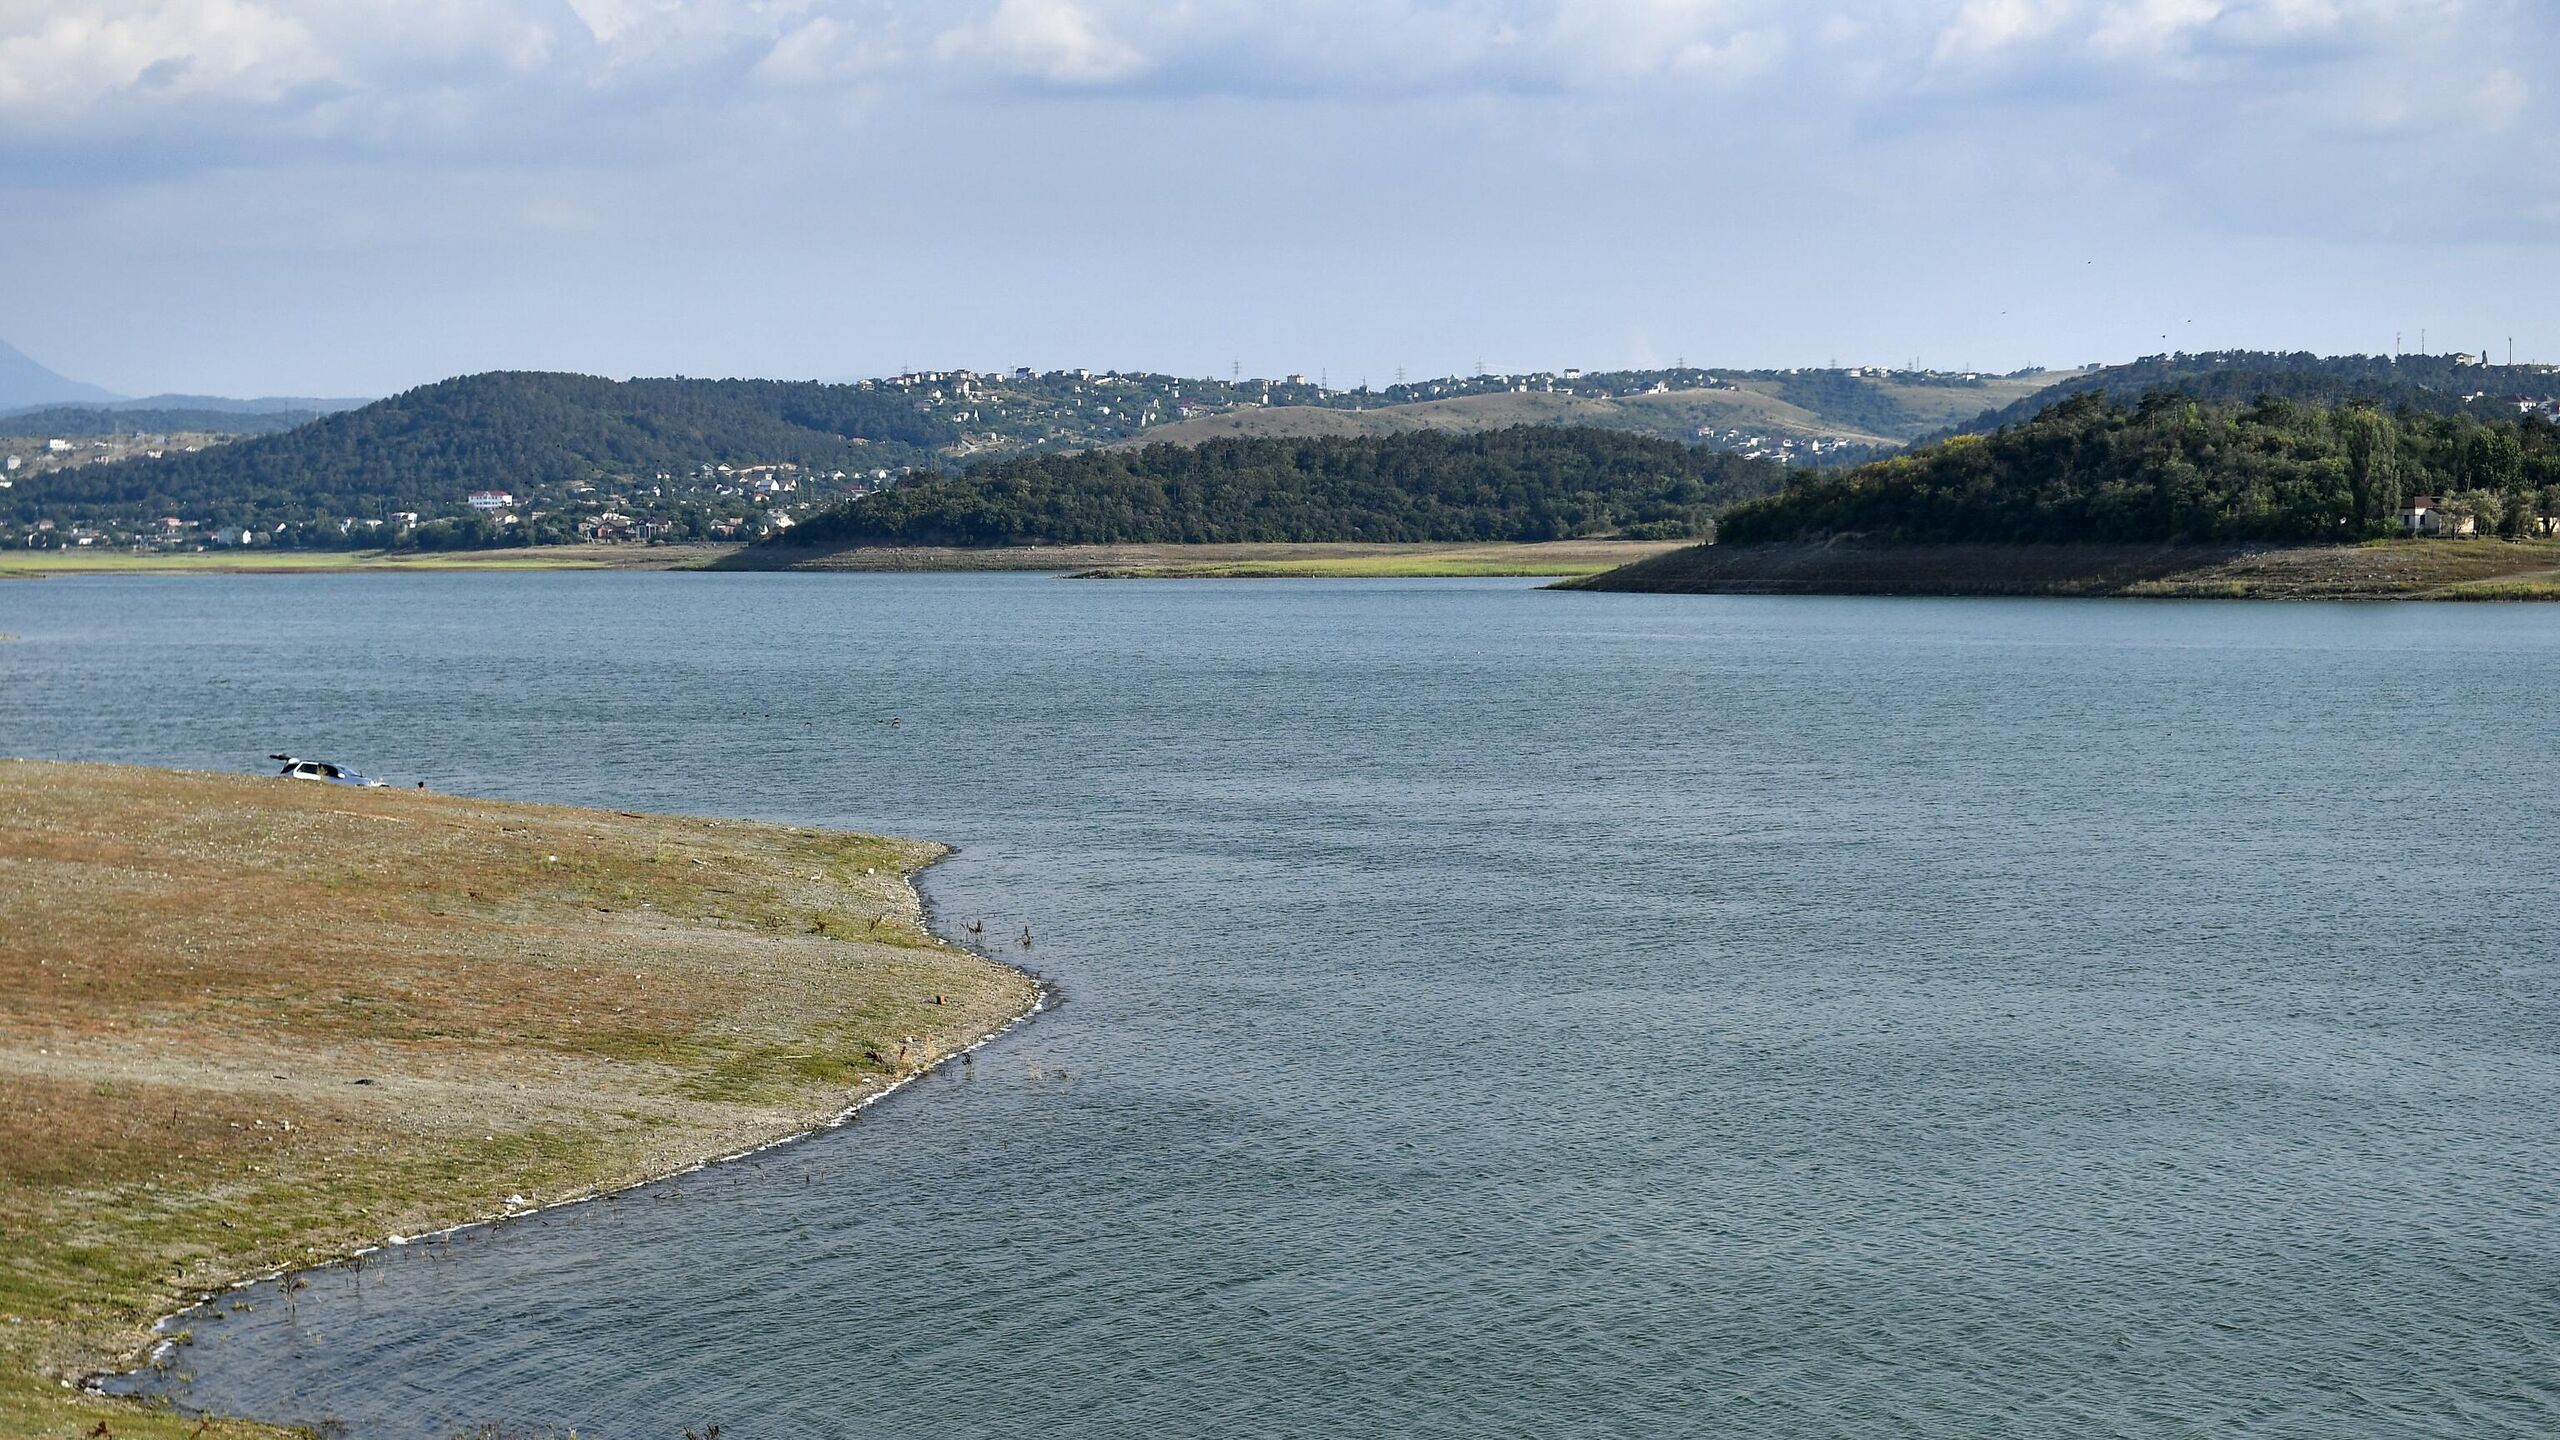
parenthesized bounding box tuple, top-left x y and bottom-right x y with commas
(0, 0, 335, 115)
(932, 0, 1145, 86)
(0, 0, 2548, 180)
(1933, 0, 2077, 64)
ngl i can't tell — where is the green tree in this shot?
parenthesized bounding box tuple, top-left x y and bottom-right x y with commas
(2342, 405, 2399, 522)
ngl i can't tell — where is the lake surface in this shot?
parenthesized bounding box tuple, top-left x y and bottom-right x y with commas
(8, 573, 2560, 1438)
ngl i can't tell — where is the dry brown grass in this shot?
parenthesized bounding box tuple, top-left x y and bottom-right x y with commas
(0, 761, 1035, 1437)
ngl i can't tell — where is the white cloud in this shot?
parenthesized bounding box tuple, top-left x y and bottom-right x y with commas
(757, 15, 903, 88)
(932, 0, 1146, 87)
(1933, 0, 2079, 64)
(2472, 64, 2528, 130)
(0, 0, 335, 114)
(0, 0, 2547, 182)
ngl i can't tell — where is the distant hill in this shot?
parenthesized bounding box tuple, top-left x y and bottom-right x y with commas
(1944, 351, 2560, 437)
(1130, 368, 2061, 461)
(1118, 387, 1896, 461)
(762, 426, 1783, 550)
(0, 339, 118, 410)
(0, 405, 323, 438)
(1716, 390, 2560, 548)
(97, 393, 371, 416)
(3, 371, 960, 543)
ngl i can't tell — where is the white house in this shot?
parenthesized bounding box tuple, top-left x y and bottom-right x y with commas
(2398, 496, 2475, 537)
(466, 490, 513, 511)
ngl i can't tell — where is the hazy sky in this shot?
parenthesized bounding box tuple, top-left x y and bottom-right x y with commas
(4, 0, 2555, 397)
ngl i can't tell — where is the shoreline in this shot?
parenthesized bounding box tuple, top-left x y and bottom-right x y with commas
(0, 543, 740, 578)
(103, 967, 1052, 1405)
(1561, 538, 2560, 600)
(720, 538, 1689, 578)
(0, 763, 1043, 1438)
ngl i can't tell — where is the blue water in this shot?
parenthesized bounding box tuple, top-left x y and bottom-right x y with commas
(8, 573, 2560, 1438)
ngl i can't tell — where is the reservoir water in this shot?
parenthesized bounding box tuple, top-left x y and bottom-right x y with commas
(8, 573, 2559, 1437)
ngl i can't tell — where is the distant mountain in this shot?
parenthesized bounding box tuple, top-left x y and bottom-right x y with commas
(0, 338, 119, 410)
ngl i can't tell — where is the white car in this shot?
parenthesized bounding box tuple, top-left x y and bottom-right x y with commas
(271, 754, 387, 787)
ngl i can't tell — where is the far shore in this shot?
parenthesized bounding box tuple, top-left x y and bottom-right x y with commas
(5, 539, 1692, 581)
(1562, 538, 2560, 600)
(0, 543, 740, 577)
(720, 538, 1691, 578)
(0, 761, 1037, 1439)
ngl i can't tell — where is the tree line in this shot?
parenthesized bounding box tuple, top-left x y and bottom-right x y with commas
(769, 427, 1785, 548)
(1946, 351, 2557, 438)
(1720, 390, 2560, 546)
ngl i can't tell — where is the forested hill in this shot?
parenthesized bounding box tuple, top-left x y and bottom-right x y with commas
(23, 372, 956, 519)
(1720, 391, 2560, 546)
(767, 427, 1784, 548)
(1947, 351, 2560, 437)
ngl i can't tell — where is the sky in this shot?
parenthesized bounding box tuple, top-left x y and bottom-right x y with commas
(3, 0, 2555, 398)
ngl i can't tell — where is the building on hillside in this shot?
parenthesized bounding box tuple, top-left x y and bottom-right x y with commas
(2398, 496, 2476, 537)
(467, 490, 514, 511)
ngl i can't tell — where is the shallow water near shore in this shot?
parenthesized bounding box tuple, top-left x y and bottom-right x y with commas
(8, 573, 2560, 1438)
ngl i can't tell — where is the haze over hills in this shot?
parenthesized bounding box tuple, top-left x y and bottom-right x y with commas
(0, 338, 118, 409)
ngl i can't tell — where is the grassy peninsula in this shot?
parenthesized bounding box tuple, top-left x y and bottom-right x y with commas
(1572, 389, 2560, 599)
(0, 762, 1035, 1437)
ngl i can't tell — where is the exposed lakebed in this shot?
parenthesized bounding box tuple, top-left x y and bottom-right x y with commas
(7, 574, 2558, 1438)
